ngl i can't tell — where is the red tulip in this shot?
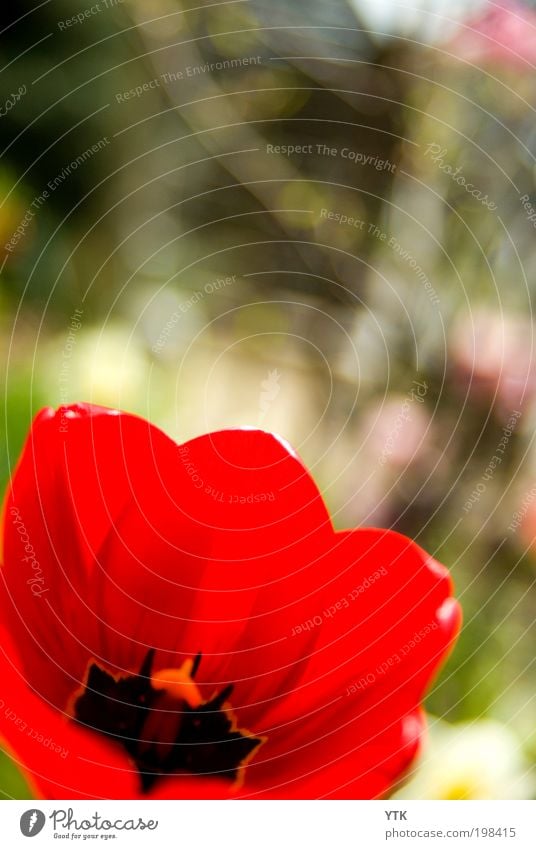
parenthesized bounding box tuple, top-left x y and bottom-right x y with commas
(0, 404, 460, 799)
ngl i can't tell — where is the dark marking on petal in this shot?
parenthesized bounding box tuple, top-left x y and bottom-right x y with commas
(73, 650, 262, 794)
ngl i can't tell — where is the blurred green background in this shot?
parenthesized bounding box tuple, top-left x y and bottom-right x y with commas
(1, 0, 535, 799)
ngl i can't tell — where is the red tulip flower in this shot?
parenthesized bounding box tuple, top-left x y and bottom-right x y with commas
(0, 404, 460, 799)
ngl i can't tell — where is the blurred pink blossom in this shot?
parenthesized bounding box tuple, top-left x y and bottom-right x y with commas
(365, 393, 432, 469)
(451, 0, 536, 67)
(339, 396, 432, 528)
(450, 309, 535, 413)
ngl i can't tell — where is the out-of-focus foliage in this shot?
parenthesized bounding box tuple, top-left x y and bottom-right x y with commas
(1, 0, 535, 798)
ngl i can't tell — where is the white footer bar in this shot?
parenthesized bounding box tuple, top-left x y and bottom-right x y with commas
(3, 800, 535, 848)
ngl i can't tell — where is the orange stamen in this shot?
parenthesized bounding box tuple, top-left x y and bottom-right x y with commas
(151, 658, 203, 708)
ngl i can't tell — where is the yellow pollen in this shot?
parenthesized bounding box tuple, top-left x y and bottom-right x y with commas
(151, 659, 203, 708)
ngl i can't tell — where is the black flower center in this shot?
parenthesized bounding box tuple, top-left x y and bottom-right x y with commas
(73, 650, 262, 793)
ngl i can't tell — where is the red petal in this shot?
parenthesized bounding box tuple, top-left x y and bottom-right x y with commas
(1, 404, 172, 707)
(241, 710, 424, 799)
(1, 406, 331, 707)
(97, 426, 332, 697)
(147, 777, 233, 799)
(0, 627, 139, 799)
(240, 529, 460, 796)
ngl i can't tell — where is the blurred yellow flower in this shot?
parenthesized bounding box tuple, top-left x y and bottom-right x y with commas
(396, 718, 535, 800)
(43, 323, 152, 415)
